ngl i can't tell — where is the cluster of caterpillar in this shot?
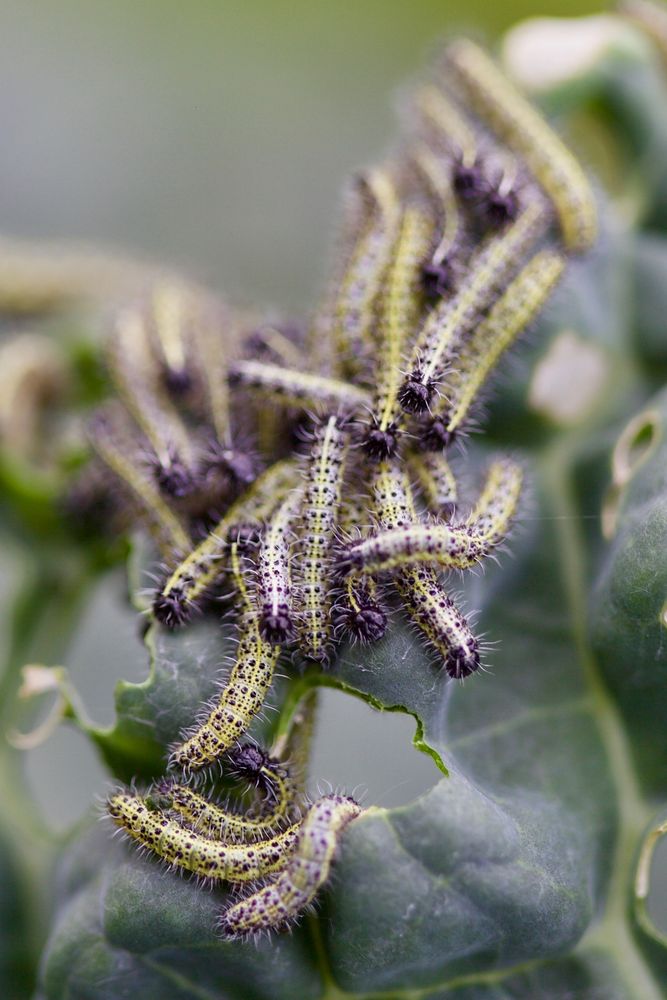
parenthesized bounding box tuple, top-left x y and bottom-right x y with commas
(76, 37, 598, 936)
(107, 742, 360, 938)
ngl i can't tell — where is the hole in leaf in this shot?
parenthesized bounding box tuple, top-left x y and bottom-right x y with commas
(307, 688, 439, 808)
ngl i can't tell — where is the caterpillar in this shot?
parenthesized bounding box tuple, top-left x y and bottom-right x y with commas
(157, 745, 294, 841)
(362, 205, 434, 461)
(412, 84, 479, 176)
(372, 463, 480, 678)
(154, 459, 299, 628)
(257, 487, 303, 645)
(411, 143, 462, 300)
(398, 199, 548, 414)
(89, 407, 191, 558)
(294, 416, 348, 663)
(169, 542, 281, 773)
(218, 794, 361, 938)
(431, 248, 566, 439)
(330, 168, 401, 381)
(148, 282, 195, 395)
(445, 39, 597, 254)
(343, 456, 522, 576)
(228, 360, 371, 416)
(106, 305, 197, 497)
(466, 457, 523, 545)
(332, 577, 388, 645)
(107, 790, 299, 882)
(407, 451, 458, 519)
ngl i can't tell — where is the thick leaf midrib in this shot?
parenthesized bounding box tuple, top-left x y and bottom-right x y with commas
(542, 438, 661, 999)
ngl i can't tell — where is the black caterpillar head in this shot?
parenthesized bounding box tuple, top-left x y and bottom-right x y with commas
(421, 259, 456, 301)
(361, 419, 400, 462)
(153, 589, 190, 629)
(333, 590, 388, 645)
(445, 640, 480, 679)
(259, 605, 294, 645)
(420, 417, 457, 451)
(398, 370, 435, 414)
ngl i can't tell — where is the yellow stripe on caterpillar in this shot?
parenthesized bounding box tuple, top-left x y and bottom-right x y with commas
(107, 790, 299, 882)
(218, 794, 361, 937)
(445, 39, 597, 253)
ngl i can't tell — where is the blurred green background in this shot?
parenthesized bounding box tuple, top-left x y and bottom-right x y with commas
(9, 0, 667, 949)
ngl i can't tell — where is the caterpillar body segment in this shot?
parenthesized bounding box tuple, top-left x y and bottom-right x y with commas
(437, 248, 566, 436)
(148, 282, 193, 393)
(467, 457, 523, 545)
(341, 520, 490, 576)
(154, 459, 299, 628)
(229, 360, 371, 416)
(372, 463, 479, 678)
(407, 451, 458, 518)
(258, 488, 303, 645)
(157, 754, 294, 841)
(398, 199, 548, 414)
(107, 791, 299, 882)
(89, 408, 191, 557)
(294, 416, 348, 663)
(445, 39, 597, 253)
(344, 456, 522, 575)
(218, 794, 361, 937)
(106, 306, 196, 496)
(412, 84, 478, 167)
(362, 205, 435, 460)
(411, 144, 462, 299)
(331, 169, 402, 381)
(169, 543, 281, 772)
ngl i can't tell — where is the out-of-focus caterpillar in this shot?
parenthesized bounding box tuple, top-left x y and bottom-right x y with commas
(229, 359, 370, 415)
(445, 39, 597, 253)
(153, 459, 298, 628)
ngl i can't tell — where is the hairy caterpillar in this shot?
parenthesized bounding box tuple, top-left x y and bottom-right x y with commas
(372, 463, 480, 678)
(331, 168, 401, 381)
(169, 542, 281, 773)
(362, 205, 434, 461)
(218, 794, 361, 938)
(154, 459, 299, 628)
(148, 282, 195, 395)
(294, 416, 348, 663)
(157, 745, 294, 841)
(89, 407, 191, 558)
(258, 488, 303, 645)
(445, 39, 597, 253)
(407, 451, 458, 519)
(433, 248, 566, 438)
(106, 305, 197, 497)
(344, 456, 522, 576)
(412, 84, 478, 174)
(107, 790, 299, 881)
(228, 360, 370, 416)
(411, 144, 462, 300)
(466, 457, 523, 545)
(398, 199, 547, 414)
